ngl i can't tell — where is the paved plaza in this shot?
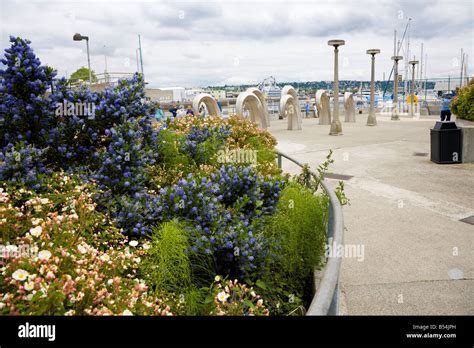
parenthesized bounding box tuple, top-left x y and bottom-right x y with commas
(270, 114, 474, 315)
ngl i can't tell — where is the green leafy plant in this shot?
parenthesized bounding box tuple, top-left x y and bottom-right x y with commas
(260, 182, 328, 314)
(451, 81, 474, 121)
(140, 220, 192, 293)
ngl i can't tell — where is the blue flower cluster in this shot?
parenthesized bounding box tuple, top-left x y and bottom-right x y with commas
(181, 125, 231, 164)
(92, 117, 156, 194)
(148, 165, 284, 275)
(0, 37, 57, 190)
(105, 191, 155, 236)
(47, 74, 156, 172)
(210, 165, 282, 218)
(0, 142, 51, 190)
(0, 38, 56, 150)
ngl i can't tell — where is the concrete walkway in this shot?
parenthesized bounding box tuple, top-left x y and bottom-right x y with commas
(268, 114, 474, 315)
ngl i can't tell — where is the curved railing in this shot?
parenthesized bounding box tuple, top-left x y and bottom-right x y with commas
(275, 150, 344, 315)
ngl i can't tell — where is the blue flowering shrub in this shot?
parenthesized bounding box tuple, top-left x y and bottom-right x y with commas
(0, 37, 334, 315)
(0, 37, 57, 149)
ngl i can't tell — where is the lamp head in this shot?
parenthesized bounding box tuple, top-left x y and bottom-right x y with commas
(366, 49, 381, 55)
(73, 33, 88, 41)
(409, 60, 419, 65)
(328, 39, 345, 47)
(391, 55, 403, 61)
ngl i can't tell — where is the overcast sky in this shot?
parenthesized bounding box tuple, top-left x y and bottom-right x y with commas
(1, 0, 473, 87)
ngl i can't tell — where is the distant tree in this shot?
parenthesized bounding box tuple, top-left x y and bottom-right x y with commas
(69, 67, 97, 83)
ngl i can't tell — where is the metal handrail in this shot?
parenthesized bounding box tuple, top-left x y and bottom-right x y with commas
(275, 150, 344, 315)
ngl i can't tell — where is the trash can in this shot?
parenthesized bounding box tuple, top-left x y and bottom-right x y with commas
(430, 121, 462, 164)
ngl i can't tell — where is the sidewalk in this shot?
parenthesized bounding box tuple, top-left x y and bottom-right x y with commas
(269, 114, 474, 315)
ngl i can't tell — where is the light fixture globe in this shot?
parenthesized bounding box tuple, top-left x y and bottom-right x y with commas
(328, 39, 345, 47)
(366, 49, 381, 55)
(391, 55, 403, 61)
(73, 33, 83, 41)
(409, 60, 419, 65)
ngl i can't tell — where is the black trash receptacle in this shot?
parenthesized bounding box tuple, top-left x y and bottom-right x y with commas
(430, 121, 462, 164)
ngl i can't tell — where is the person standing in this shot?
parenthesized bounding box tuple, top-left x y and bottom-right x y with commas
(186, 105, 195, 116)
(169, 103, 178, 118)
(440, 95, 452, 121)
(155, 103, 164, 121)
(176, 105, 186, 118)
(305, 101, 310, 118)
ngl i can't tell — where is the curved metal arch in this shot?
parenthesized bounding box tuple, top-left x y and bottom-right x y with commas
(280, 85, 302, 130)
(316, 89, 331, 125)
(344, 92, 356, 122)
(235, 91, 267, 129)
(246, 87, 270, 127)
(192, 93, 221, 116)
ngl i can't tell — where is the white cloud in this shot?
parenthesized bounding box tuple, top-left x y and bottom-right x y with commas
(1, 0, 472, 87)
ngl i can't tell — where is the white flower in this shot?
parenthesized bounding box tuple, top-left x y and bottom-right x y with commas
(77, 245, 87, 254)
(40, 198, 50, 205)
(217, 291, 229, 303)
(6, 245, 18, 253)
(122, 309, 133, 316)
(31, 218, 42, 226)
(100, 254, 110, 262)
(250, 291, 256, 297)
(257, 299, 263, 306)
(12, 269, 29, 281)
(0, 302, 5, 309)
(107, 279, 113, 285)
(214, 275, 221, 282)
(65, 309, 75, 316)
(24, 281, 35, 291)
(129, 240, 139, 247)
(142, 243, 150, 250)
(29, 226, 43, 237)
(37, 250, 52, 261)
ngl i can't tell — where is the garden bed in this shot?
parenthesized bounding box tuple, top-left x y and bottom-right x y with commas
(0, 37, 346, 316)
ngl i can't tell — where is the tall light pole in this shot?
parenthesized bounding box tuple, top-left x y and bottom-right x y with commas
(103, 44, 108, 84)
(391, 55, 403, 120)
(138, 34, 144, 82)
(73, 33, 92, 85)
(409, 60, 418, 117)
(366, 49, 380, 126)
(328, 39, 345, 135)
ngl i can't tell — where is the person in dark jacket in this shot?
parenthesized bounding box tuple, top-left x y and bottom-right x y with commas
(169, 103, 178, 117)
(186, 105, 195, 116)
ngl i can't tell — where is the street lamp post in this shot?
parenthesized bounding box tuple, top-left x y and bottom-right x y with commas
(391, 55, 403, 120)
(73, 33, 92, 85)
(328, 39, 345, 136)
(366, 49, 381, 126)
(409, 60, 418, 117)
